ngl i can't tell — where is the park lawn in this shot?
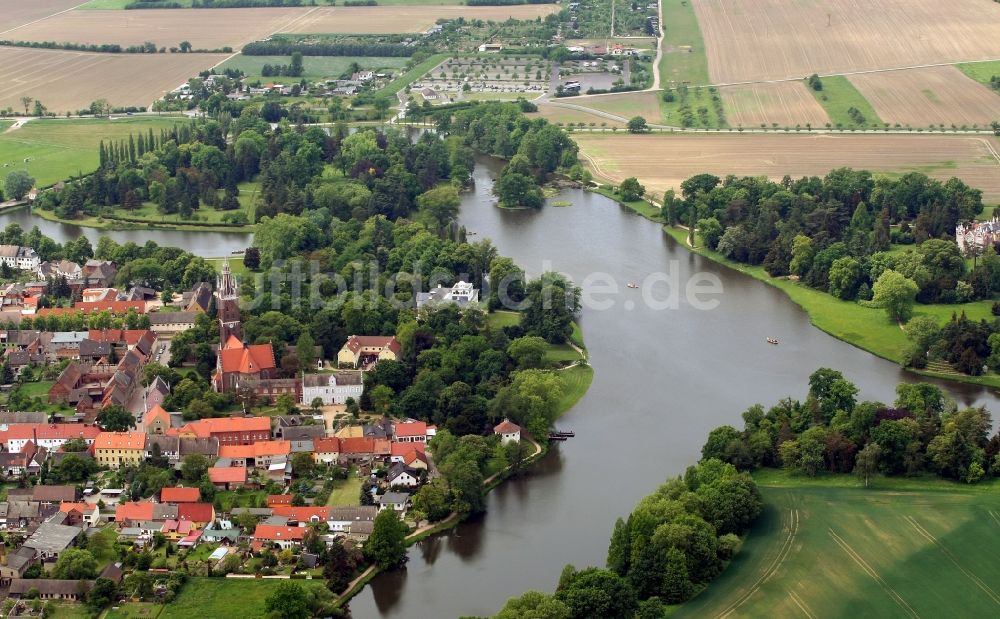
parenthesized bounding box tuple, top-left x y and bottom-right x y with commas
(591, 185, 662, 220)
(554, 364, 592, 417)
(0, 117, 189, 188)
(160, 578, 327, 619)
(673, 473, 1000, 619)
(104, 602, 164, 619)
(956, 60, 1000, 89)
(111, 181, 258, 225)
(221, 55, 410, 79)
(658, 0, 710, 87)
(45, 604, 92, 619)
(486, 310, 520, 329)
(326, 469, 363, 507)
(662, 226, 1000, 388)
(381, 54, 449, 97)
(808, 75, 883, 128)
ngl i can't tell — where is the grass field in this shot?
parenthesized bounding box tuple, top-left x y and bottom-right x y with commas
(673, 472, 1000, 618)
(957, 60, 1000, 89)
(659, 0, 710, 86)
(808, 75, 883, 128)
(326, 469, 363, 507)
(220, 55, 409, 79)
(0, 117, 189, 188)
(109, 181, 259, 224)
(156, 578, 328, 619)
(554, 364, 593, 417)
(379, 53, 447, 96)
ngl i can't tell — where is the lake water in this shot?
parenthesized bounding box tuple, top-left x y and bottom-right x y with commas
(345, 159, 1000, 618)
(0, 206, 252, 257)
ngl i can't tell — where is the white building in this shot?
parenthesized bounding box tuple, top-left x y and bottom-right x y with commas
(415, 281, 479, 310)
(301, 371, 363, 405)
(0, 245, 40, 272)
(956, 215, 1000, 253)
(494, 419, 521, 445)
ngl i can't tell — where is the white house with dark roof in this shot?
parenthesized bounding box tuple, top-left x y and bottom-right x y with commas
(301, 371, 363, 405)
(415, 281, 479, 310)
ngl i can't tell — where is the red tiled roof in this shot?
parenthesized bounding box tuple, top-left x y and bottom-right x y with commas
(208, 466, 247, 484)
(373, 439, 390, 456)
(95, 432, 146, 450)
(75, 300, 146, 314)
(267, 494, 293, 506)
(178, 502, 214, 523)
(0, 424, 101, 442)
(116, 502, 154, 522)
(313, 437, 341, 453)
(339, 437, 375, 455)
(171, 416, 271, 439)
(394, 421, 427, 437)
(494, 420, 521, 434)
(144, 405, 170, 427)
(219, 440, 290, 459)
(390, 442, 425, 457)
(254, 524, 305, 542)
(59, 502, 93, 514)
(271, 506, 329, 522)
(342, 335, 401, 355)
(218, 340, 276, 375)
(404, 450, 428, 466)
(160, 487, 200, 503)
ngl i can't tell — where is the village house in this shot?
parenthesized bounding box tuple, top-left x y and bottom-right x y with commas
(24, 520, 82, 560)
(9, 579, 92, 601)
(327, 506, 376, 534)
(386, 463, 421, 489)
(218, 440, 290, 469)
(58, 502, 100, 527)
(494, 419, 522, 444)
(377, 492, 411, 515)
(415, 281, 479, 310)
(169, 416, 271, 445)
(81, 260, 117, 287)
(253, 524, 305, 550)
(94, 431, 147, 469)
(337, 335, 400, 368)
(144, 404, 172, 435)
(149, 311, 197, 335)
(144, 377, 170, 413)
(186, 282, 213, 313)
(144, 435, 219, 465)
(300, 371, 363, 405)
(114, 501, 177, 525)
(0, 245, 40, 272)
(271, 505, 328, 526)
(208, 465, 249, 490)
(177, 502, 215, 527)
(393, 420, 434, 444)
(312, 437, 341, 465)
(0, 424, 101, 452)
(160, 487, 200, 504)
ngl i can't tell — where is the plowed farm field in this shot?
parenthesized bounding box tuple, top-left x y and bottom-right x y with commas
(286, 5, 560, 34)
(0, 0, 84, 35)
(849, 66, 1000, 128)
(575, 133, 1000, 202)
(0, 47, 226, 113)
(2, 7, 314, 49)
(693, 0, 1000, 84)
(721, 81, 830, 128)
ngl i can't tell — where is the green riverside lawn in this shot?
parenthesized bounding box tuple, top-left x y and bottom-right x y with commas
(672, 470, 1000, 618)
(594, 186, 1000, 388)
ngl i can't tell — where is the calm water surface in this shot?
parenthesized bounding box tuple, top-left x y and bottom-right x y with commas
(347, 159, 1000, 618)
(0, 206, 251, 257)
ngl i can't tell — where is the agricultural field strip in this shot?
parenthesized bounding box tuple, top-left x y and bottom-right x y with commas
(827, 528, 919, 619)
(715, 508, 799, 619)
(903, 515, 1000, 606)
(0, 1, 91, 37)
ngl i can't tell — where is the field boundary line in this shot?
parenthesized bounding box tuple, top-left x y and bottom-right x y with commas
(904, 516, 1000, 606)
(974, 138, 1000, 166)
(989, 511, 1000, 527)
(828, 528, 919, 619)
(0, 1, 94, 37)
(715, 508, 799, 619)
(787, 590, 815, 619)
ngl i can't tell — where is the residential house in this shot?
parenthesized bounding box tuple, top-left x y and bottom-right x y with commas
(392, 420, 430, 444)
(386, 464, 420, 489)
(32, 485, 77, 505)
(327, 506, 376, 534)
(144, 377, 170, 413)
(0, 245, 40, 272)
(0, 424, 101, 452)
(301, 371, 363, 405)
(218, 440, 290, 469)
(267, 495, 294, 507)
(494, 419, 522, 444)
(271, 506, 329, 526)
(1, 546, 39, 582)
(149, 311, 197, 335)
(208, 466, 249, 490)
(389, 441, 424, 464)
(186, 282, 213, 313)
(114, 502, 177, 525)
(272, 415, 325, 440)
(253, 524, 305, 550)
(37, 259, 81, 280)
(177, 503, 215, 527)
(81, 260, 117, 287)
(415, 281, 479, 310)
(312, 437, 341, 465)
(336, 335, 400, 368)
(169, 416, 271, 445)
(0, 501, 42, 530)
(377, 492, 411, 514)
(58, 502, 100, 527)
(144, 404, 171, 435)
(9, 579, 92, 601)
(160, 487, 200, 504)
(403, 449, 428, 471)
(95, 432, 147, 469)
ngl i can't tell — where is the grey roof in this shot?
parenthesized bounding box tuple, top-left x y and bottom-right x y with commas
(0, 411, 46, 424)
(231, 507, 272, 517)
(281, 425, 325, 442)
(349, 520, 374, 535)
(79, 339, 111, 357)
(24, 521, 81, 554)
(289, 439, 314, 453)
(50, 331, 89, 345)
(5, 500, 40, 520)
(10, 579, 91, 597)
(327, 506, 376, 522)
(301, 371, 362, 388)
(149, 311, 197, 326)
(202, 527, 241, 542)
(387, 464, 419, 483)
(262, 515, 290, 526)
(179, 437, 219, 457)
(7, 545, 37, 573)
(152, 504, 178, 520)
(378, 492, 411, 506)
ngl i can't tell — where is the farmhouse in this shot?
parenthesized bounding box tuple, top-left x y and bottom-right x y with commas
(494, 419, 522, 444)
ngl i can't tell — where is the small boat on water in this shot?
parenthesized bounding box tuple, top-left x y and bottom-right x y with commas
(626, 282, 638, 289)
(766, 337, 779, 345)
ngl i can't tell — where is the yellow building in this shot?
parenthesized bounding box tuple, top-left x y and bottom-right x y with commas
(94, 432, 147, 469)
(337, 335, 400, 368)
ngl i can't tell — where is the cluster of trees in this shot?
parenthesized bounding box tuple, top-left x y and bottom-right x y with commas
(667, 169, 988, 305)
(260, 52, 304, 77)
(902, 311, 1000, 375)
(703, 368, 1000, 484)
(489, 459, 762, 618)
(242, 39, 413, 58)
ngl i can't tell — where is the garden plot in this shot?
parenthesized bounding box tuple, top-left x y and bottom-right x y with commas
(411, 57, 550, 101)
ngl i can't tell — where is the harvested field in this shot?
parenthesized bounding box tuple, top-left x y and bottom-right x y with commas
(574, 133, 1000, 202)
(0, 47, 226, 113)
(849, 66, 1000, 128)
(0, 0, 83, 35)
(3, 7, 313, 50)
(287, 5, 559, 34)
(529, 104, 625, 128)
(572, 91, 663, 123)
(721, 81, 830, 128)
(694, 0, 1000, 84)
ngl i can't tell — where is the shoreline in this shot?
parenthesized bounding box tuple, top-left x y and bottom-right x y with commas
(32, 206, 255, 234)
(591, 185, 1000, 391)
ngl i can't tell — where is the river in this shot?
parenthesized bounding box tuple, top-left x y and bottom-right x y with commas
(346, 158, 1000, 618)
(0, 206, 251, 257)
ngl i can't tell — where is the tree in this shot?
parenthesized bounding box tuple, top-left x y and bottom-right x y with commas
(264, 581, 310, 619)
(618, 177, 645, 202)
(507, 335, 548, 369)
(495, 172, 543, 209)
(291, 452, 316, 479)
(365, 509, 408, 568)
(374, 97, 393, 121)
(521, 272, 581, 344)
(86, 578, 118, 614)
(556, 567, 638, 619)
(323, 542, 357, 593)
(416, 185, 461, 231)
(412, 479, 452, 522)
(52, 549, 97, 580)
(854, 442, 882, 488)
(243, 247, 261, 271)
(627, 116, 648, 133)
(180, 454, 209, 482)
(296, 331, 316, 372)
(495, 591, 570, 619)
(96, 405, 135, 431)
(872, 269, 919, 322)
(20, 96, 32, 116)
(661, 547, 694, 603)
(4, 170, 35, 201)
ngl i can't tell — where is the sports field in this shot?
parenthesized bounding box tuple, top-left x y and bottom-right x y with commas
(0, 47, 226, 114)
(850, 66, 1000, 128)
(693, 0, 1000, 84)
(674, 474, 1000, 618)
(0, 117, 188, 187)
(721, 81, 829, 128)
(574, 133, 1000, 202)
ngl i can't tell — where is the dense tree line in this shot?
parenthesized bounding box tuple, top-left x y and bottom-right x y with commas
(242, 40, 413, 57)
(125, 0, 307, 7)
(703, 368, 1000, 484)
(487, 459, 761, 617)
(467, 0, 557, 5)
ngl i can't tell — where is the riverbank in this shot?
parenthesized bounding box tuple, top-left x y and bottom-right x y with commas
(671, 470, 1000, 618)
(32, 206, 255, 234)
(591, 185, 1000, 389)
